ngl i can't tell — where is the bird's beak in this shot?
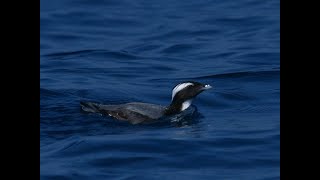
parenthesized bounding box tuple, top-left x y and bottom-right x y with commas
(202, 84, 212, 90)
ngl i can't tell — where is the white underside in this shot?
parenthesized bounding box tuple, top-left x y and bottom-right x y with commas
(181, 99, 193, 111)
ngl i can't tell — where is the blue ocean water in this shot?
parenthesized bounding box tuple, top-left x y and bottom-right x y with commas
(40, 0, 280, 179)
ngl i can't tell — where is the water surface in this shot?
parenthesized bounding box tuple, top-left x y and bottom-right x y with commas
(40, 0, 280, 179)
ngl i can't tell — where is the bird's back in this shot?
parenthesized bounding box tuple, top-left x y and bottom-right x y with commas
(80, 102, 166, 124)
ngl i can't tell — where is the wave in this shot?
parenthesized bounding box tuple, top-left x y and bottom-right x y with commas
(192, 69, 279, 80)
(43, 49, 143, 60)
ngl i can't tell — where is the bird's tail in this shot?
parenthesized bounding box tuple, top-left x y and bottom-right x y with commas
(80, 101, 101, 113)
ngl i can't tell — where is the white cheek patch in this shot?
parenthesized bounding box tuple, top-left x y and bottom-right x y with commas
(172, 82, 194, 101)
(181, 99, 193, 111)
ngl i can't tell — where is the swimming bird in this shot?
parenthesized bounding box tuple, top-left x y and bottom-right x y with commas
(80, 81, 212, 124)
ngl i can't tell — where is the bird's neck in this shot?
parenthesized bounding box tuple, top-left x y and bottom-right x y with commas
(164, 99, 193, 115)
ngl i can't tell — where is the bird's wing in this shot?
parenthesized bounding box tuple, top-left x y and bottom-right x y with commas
(80, 102, 165, 124)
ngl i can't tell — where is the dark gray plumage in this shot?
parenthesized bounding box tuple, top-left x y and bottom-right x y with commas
(80, 81, 212, 124)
